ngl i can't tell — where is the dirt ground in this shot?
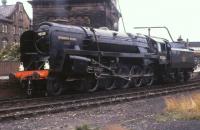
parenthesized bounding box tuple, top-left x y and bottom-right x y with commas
(1, 90, 200, 130)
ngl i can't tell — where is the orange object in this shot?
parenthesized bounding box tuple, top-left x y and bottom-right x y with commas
(14, 70, 49, 80)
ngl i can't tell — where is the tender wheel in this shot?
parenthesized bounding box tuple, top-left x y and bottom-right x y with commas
(113, 64, 130, 89)
(47, 77, 63, 96)
(183, 71, 190, 82)
(175, 71, 184, 83)
(144, 67, 154, 86)
(132, 65, 143, 87)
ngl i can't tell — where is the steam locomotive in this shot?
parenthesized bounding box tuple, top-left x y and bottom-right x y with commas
(12, 22, 195, 96)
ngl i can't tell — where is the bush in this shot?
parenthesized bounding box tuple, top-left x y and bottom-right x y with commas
(0, 43, 20, 61)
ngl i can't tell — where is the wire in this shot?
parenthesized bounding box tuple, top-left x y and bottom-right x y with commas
(117, 0, 126, 33)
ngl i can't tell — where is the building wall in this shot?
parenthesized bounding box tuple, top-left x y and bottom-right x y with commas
(30, 0, 120, 30)
(0, 2, 31, 49)
(0, 21, 13, 48)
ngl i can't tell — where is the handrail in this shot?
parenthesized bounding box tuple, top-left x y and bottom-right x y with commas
(134, 26, 174, 42)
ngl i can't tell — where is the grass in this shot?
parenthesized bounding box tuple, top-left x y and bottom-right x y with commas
(75, 124, 127, 130)
(157, 92, 200, 122)
(75, 125, 99, 130)
(76, 125, 91, 130)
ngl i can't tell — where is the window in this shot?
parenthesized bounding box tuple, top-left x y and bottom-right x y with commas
(2, 24, 5, 32)
(20, 12, 23, 20)
(19, 27, 23, 35)
(1, 38, 8, 49)
(5, 25, 7, 33)
(1, 24, 3, 32)
(157, 43, 161, 52)
(161, 43, 166, 51)
(25, 27, 29, 31)
(1, 24, 8, 33)
(19, 4, 23, 11)
(13, 14, 15, 20)
(13, 26, 16, 34)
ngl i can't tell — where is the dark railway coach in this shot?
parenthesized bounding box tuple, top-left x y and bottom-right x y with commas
(11, 22, 195, 96)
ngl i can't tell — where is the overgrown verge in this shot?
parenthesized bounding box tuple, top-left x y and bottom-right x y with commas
(157, 92, 200, 122)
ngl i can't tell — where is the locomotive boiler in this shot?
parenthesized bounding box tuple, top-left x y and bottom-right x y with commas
(12, 22, 195, 96)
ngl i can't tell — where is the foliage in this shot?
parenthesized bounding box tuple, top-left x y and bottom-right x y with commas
(0, 43, 20, 61)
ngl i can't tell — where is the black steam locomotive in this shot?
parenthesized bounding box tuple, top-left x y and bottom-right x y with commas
(13, 22, 195, 96)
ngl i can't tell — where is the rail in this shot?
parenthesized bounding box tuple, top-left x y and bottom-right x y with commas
(0, 80, 200, 121)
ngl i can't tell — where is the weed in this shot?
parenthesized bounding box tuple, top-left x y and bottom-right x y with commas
(158, 92, 200, 121)
(75, 124, 99, 130)
(75, 124, 127, 130)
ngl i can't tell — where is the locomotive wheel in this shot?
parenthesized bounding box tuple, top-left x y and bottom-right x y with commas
(132, 65, 143, 87)
(80, 77, 99, 92)
(144, 67, 154, 86)
(47, 77, 63, 96)
(104, 78, 115, 90)
(87, 78, 100, 92)
(114, 64, 130, 89)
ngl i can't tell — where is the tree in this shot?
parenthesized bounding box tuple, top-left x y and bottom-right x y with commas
(0, 44, 20, 61)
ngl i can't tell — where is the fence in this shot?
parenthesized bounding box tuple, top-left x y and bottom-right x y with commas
(0, 61, 19, 76)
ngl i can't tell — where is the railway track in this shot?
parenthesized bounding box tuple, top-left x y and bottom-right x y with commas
(0, 82, 174, 108)
(0, 76, 199, 105)
(0, 80, 195, 108)
(0, 81, 200, 122)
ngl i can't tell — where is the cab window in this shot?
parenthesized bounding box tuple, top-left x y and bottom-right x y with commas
(161, 43, 166, 51)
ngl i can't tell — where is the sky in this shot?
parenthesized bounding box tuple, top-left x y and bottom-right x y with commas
(3, 0, 200, 41)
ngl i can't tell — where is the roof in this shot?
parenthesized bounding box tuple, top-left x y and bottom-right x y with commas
(0, 14, 12, 22)
(0, 4, 16, 18)
(29, 0, 115, 5)
(189, 42, 200, 47)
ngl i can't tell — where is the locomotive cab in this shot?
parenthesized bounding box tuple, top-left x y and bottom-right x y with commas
(157, 41, 169, 64)
(149, 37, 170, 64)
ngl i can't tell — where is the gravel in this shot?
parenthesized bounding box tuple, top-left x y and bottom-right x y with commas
(1, 90, 200, 130)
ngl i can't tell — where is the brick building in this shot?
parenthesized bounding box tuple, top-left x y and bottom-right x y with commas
(29, 0, 120, 30)
(0, 1, 31, 49)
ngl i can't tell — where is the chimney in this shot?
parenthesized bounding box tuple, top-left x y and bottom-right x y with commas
(1, 0, 7, 6)
(177, 35, 183, 42)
